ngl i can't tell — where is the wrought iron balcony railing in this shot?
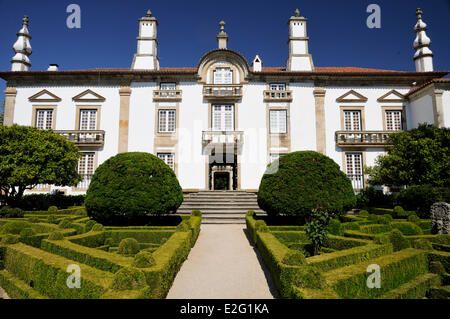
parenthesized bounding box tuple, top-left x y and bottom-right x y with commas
(335, 130, 397, 147)
(55, 130, 105, 147)
(263, 90, 293, 102)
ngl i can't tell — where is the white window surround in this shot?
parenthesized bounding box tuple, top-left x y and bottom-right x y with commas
(158, 109, 176, 133)
(36, 109, 53, 130)
(212, 104, 234, 131)
(213, 67, 233, 85)
(269, 109, 287, 134)
(385, 110, 402, 131)
(157, 153, 175, 170)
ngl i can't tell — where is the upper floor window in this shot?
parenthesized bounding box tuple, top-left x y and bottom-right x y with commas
(269, 110, 287, 134)
(385, 110, 402, 131)
(158, 153, 175, 170)
(269, 83, 286, 91)
(212, 104, 234, 131)
(160, 82, 176, 90)
(79, 109, 97, 130)
(213, 68, 233, 85)
(344, 110, 361, 131)
(158, 109, 176, 133)
(36, 109, 53, 130)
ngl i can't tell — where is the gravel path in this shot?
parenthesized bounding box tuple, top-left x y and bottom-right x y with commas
(167, 224, 279, 299)
(0, 286, 10, 299)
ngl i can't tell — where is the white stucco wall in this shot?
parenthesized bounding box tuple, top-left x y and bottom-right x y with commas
(407, 93, 434, 128)
(442, 90, 450, 127)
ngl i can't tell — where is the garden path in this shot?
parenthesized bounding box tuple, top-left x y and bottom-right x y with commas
(167, 224, 279, 299)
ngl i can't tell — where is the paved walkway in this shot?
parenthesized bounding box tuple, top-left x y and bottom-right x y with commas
(167, 224, 279, 299)
(0, 286, 10, 299)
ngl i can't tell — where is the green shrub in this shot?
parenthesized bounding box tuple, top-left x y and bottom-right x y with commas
(176, 222, 190, 232)
(58, 219, 72, 229)
(388, 229, 411, 252)
(48, 231, 64, 240)
(255, 220, 268, 233)
(26, 217, 40, 224)
(0, 206, 24, 218)
(109, 267, 147, 291)
(19, 228, 35, 238)
(118, 238, 140, 256)
(392, 222, 423, 236)
(132, 251, 156, 268)
(47, 206, 58, 213)
(357, 186, 395, 208)
(85, 220, 96, 232)
(408, 214, 420, 224)
(376, 216, 391, 225)
(367, 214, 378, 222)
(327, 219, 344, 236)
(0, 221, 31, 235)
(1, 234, 20, 244)
(246, 210, 255, 217)
(429, 261, 446, 275)
(396, 185, 450, 218)
(357, 210, 369, 217)
(16, 194, 85, 211)
(47, 215, 58, 224)
(91, 224, 104, 232)
(292, 266, 327, 289)
(85, 152, 183, 225)
(373, 234, 390, 245)
(413, 239, 433, 251)
(257, 151, 355, 218)
(104, 238, 114, 246)
(383, 214, 393, 222)
(305, 209, 331, 255)
(393, 206, 405, 216)
(191, 210, 202, 217)
(281, 250, 306, 266)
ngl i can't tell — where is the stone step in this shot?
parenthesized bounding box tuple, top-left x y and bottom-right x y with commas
(178, 209, 265, 214)
(202, 219, 246, 224)
(182, 198, 258, 202)
(179, 204, 260, 210)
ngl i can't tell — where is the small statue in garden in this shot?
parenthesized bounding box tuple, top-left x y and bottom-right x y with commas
(430, 202, 450, 234)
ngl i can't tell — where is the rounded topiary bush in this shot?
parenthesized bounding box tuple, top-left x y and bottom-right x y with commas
(85, 152, 183, 225)
(118, 238, 140, 256)
(19, 228, 35, 238)
(412, 239, 433, 251)
(59, 218, 72, 229)
(85, 220, 96, 232)
(358, 210, 369, 217)
(392, 222, 423, 236)
(109, 267, 147, 290)
(408, 214, 420, 224)
(393, 206, 406, 217)
(0, 221, 31, 235)
(327, 219, 344, 236)
(47, 215, 58, 224)
(388, 229, 411, 252)
(0, 206, 24, 218)
(258, 151, 355, 218)
(132, 251, 156, 268)
(292, 266, 327, 289)
(91, 224, 104, 232)
(282, 250, 306, 266)
(47, 206, 58, 213)
(429, 261, 446, 276)
(191, 210, 202, 217)
(48, 231, 64, 240)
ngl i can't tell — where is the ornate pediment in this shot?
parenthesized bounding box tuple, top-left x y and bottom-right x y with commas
(377, 90, 406, 102)
(72, 89, 105, 102)
(336, 90, 368, 103)
(28, 89, 61, 102)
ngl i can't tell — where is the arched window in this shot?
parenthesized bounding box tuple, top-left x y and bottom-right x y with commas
(213, 67, 233, 84)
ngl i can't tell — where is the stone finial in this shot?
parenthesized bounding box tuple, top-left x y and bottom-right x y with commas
(295, 9, 300, 17)
(219, 20, 226, 33)
(416, 8, 422, 20)
(22, 15, 29, 26)
(147, 10, 152, 17)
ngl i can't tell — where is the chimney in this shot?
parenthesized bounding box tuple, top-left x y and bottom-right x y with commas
(47, 64, 59, 71)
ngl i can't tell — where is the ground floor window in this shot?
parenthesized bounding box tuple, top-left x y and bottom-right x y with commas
(269, 153, 286, 163)
(77, 152, 95, 188)
(345, 153, 364, 190)
(157, 153, 175, 170)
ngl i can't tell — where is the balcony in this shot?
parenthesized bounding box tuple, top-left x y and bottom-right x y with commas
(335, 130, 397, 148)
(202, 130, 244, 153)
(153, 89, 182, 102)
(55, 130, 105, 147)
(203, 85, 243, 101)
(263, 90, 293, 102)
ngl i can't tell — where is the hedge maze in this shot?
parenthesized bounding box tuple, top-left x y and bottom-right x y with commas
(246, 210, 450, 299)
(0, 207, 201, 299)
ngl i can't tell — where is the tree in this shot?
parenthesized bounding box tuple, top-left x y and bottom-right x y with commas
(367, 124, 450, 187)
(257, 151, 356, 218)
(84, 152, 183, 225)
(0, 125, 81, 206)
(305, 209, 331, 255)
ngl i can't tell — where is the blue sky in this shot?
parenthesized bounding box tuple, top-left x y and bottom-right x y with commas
(0, 0, 449, 110)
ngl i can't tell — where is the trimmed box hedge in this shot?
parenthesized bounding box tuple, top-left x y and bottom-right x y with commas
(105, 230, 175, 245)
(381, 273, 441, 299)
(0, 269, 48, 299)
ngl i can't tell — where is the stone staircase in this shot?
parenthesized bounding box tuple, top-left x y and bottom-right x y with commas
(177, 191, 266, 224)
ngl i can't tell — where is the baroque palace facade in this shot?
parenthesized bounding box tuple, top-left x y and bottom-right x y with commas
(1, 9, 449, 194)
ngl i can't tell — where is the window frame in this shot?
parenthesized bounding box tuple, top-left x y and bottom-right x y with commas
(75, 105, 101, 131)
(269, 109, 288, 134)
(213, 67, 233, 85)
(158, 109, 177, 133)
(32, 105, 57, 130)
(269, 83, 286, 91)
(160, 82, 177, 91)
(157, 152, 175, 170)
(340, 106, 365, 131)
(212, 104, 235, 131)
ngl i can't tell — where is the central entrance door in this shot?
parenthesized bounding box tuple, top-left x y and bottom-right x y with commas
(209, 152, 237, 191)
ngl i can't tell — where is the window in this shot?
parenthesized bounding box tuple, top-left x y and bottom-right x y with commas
(270, 153, 286, 163)
(344, 111, 361, 131)
(77, 152, 95, 188)
(212, 105, 234, 131)
(35, 109, 53, 130)
(160, 82, 176, 90)
(213, 68, 232, 84)
(158, 153, 174, 170)
(269, 83, 286, 91)
(346, 153, 364, 189)
(269, 110, 287, 134)
(385, 110, 402, 131)
(158, 109, 176, 133)
(79, 110, 97, 130)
